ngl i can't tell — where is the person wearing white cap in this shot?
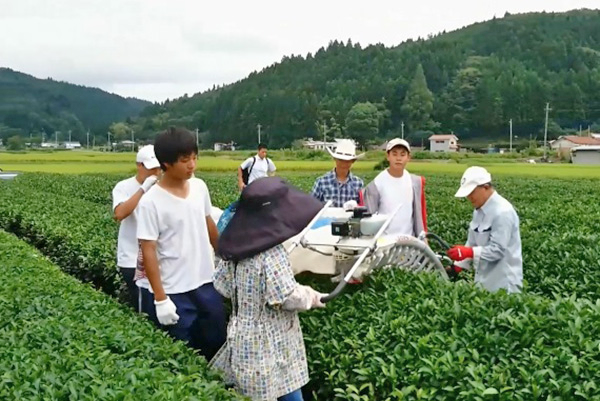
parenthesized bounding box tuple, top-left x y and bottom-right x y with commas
(363, 138, 428, 238)
(446, 166, 523, 293)
(311, 139, 365, 208)
(112, 144, 161, 309)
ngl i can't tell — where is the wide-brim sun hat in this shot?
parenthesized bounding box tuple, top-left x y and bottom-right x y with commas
(326, 139, 365, 161)
(218, 177, 324, 262)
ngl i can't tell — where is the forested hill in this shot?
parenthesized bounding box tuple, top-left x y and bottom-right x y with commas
(132, 9, 600, 148)
(0, 68, 150, 143)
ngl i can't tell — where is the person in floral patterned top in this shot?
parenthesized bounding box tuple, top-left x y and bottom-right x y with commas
(211, 177, 326, 401)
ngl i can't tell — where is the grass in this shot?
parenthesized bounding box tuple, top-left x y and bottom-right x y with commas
(2, 151, 600, 178)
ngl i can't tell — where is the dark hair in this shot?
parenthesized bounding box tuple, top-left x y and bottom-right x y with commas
(258, 143, 267, 150)
(154, 127, 198, 170)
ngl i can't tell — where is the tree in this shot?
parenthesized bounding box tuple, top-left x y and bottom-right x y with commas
(7, 135, 25, 150)
(109, 122, 133, 142)
(401, 64, 435, 132)
(345, 102, 379, 146)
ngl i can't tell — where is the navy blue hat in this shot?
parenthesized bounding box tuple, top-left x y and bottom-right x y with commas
(218, 177, 323, 262)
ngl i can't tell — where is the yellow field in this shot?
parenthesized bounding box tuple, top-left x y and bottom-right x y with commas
(2, 151, 599, 178)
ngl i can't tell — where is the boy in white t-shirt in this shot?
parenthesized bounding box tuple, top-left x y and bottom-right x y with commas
(137, 127, 225, 360)
(363, 138, 428, 238)
(237, 143, 276, 191)
(111, 145, 160, 309)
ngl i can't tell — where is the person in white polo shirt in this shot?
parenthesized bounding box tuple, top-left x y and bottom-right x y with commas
(237, 143, 276, 191)
(137, 127, 226, 360)
(111, 145, 161, 309)
(446, 166, 523, 293)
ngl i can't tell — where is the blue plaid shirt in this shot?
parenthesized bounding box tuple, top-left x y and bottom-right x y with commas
(311, 169, 364, 207)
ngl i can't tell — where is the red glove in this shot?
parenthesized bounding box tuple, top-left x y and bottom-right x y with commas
(447, 246, 473, 261)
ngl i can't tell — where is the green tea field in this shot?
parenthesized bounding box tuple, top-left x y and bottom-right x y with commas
(1, 170, 600, 400)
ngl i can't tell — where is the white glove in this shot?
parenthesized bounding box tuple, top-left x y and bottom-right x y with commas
(343, 200, 358, 211)
(311, 289, 326, 309)
(154, 297, 179, 325)
(141, 175, 158, 193)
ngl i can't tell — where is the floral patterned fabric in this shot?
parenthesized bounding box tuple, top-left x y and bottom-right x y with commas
(211, 244, 309, 401)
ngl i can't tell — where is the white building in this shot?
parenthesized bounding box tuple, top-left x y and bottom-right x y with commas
(571, 146, 600, 165)
(550, 135, 600, 158)
(62, 141, 82, 150)
(214, 142, 236, 151)
(303, 138, 350, 151)
(41, 142, 59, 149)
(429, 134, 459, 152)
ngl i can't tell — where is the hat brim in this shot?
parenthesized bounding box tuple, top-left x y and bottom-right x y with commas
(326, 147, 364, 160)
(142, 159, 160, 169)
(454, 183, 477, 198)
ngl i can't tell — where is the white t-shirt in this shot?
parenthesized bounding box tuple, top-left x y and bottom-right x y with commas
(136, 177, 214, 295)
(240, 155, 276, 184)
(112, 176, 143, 268)
(373, 169, 414, 237)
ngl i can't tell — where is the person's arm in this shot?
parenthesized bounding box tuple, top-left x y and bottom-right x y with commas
(206, 216, 219, 253)
(475, 213, 515, 264)
(112, 176, 157, 222)
(140, 239, 166, 301)
(267, 159, 276, 177)
(237, 167, 245, 191)
(311, 178, 323, 202)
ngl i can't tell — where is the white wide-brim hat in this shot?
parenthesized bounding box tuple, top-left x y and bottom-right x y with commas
(326, 139, 365, 160)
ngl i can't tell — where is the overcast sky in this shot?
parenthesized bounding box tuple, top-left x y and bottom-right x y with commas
(1, 0, 597, 102)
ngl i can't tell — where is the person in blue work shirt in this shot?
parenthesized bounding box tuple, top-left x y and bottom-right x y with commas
(311, 139, 364, 208)
(446, 166, 523, 293)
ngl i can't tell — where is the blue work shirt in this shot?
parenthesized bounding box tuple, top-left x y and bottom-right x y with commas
(458, 191, 523, 293)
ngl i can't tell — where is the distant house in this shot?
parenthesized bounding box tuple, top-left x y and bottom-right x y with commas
(302, 138, 349, 151)
(429, 134, 459, 152)
(571, 146, 600, 165)
(550, 135, 600, 158)
(62, 141, 82, 150)
(214, 141, 236, 151)
(41, 142, 59, 149)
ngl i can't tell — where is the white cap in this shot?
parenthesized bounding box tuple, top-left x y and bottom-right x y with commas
(326, 139, 364, 160)
(455, 166, 492, 198)
(386, 138, 411, 153)
(136, 145, 160, 169)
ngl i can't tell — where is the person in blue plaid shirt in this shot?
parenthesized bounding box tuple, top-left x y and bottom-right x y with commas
(311, 139, 365, 208)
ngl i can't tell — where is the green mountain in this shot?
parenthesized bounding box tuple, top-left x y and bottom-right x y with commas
(0, 68, 150, 144)
(132, 9, 600, 148)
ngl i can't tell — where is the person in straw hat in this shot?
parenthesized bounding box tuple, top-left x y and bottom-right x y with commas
(310, 139, 365, 209)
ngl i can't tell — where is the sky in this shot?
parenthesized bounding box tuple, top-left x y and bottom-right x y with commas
(0, 0, 597, 103)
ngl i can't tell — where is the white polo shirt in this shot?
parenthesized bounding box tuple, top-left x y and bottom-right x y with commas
(240, 155, 276, 184)
(137, 177, 215, 294)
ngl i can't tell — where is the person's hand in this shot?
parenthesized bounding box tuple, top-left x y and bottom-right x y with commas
(311, 289, 326, 308)
(445, 264, 462, 280)
(447, 246, 473, 261)
(141, 175, 158, 193)
(154, 297, 179, 325)
(238, 182, 246, 192)
(343, 200, 358, 211)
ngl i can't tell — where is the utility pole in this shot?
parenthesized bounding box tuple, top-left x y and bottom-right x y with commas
(86, 130, 90, 149)
(509, 119, 513, 153)
(68, 130, 72, 143)
(543, 102, 551, 160)
(55, 131, 58, 145)
(195, 128, 199, 148)
(93, 135, 96, 148)
(107, 131, 111, 152)
(401, 121, 405, 140)
(131, 130, 135, 152)
(257, 124, 262, 144)
(323, 121, 327, 146)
